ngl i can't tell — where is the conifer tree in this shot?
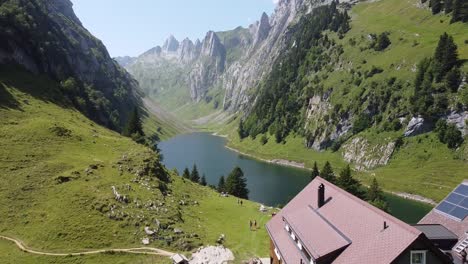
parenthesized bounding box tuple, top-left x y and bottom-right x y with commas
(123, 106, 144, 137)
(321, 161, 336, 183)
(182, 167, 191, 179)
(445, 0, 454, 13)
(367, 178, 390, 212)
(217, 176, 226, 193)
(451, 0, 468, 23)
(434, 33, 458, 82)
(311, 162, 320, 180)
(225, 167, 249, 199)
(190, 164, 200, 183)
(200, 174, 207, 186)
(430, 0, 442, 14)
(367, 178, 384, 202)
(337, 165, 365, 199)
(445, 67, 461, 92)
(238, 120, 247, 139)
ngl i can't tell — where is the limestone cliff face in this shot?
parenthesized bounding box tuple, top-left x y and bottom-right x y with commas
(189, 31, 226, 101)
(119, 0, 349, 112)
(0, 0, 141, 129)
(222, 0, 308, 111)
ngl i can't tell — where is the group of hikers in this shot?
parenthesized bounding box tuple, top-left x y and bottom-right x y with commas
(249, 220, 258, 231)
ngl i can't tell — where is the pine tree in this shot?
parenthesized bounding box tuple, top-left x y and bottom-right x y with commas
(434, 33, 458, 82)
(430, 0, 442, 14)
(443, 35, 458, 74)
(445, 67, 461, 92)
(182, 167, 191, 179)
(367, 178, 390, 212)
(190, 164, 200, 183)
(225, 167, 249, 199)
(321, 161, 336, 183)
(311, 162, 320, 180)
(217, 176, 226, 193)
(238, 120, 247, 139)
(200, 174, 207, 186)
(451, 0, 468, 23)
(123, 106, 144, 137)
(337, 165, 365, 199)
(367, 178, 384, 202)
(445, 0, 454, 13)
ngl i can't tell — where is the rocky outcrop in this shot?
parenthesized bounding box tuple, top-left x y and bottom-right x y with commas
(189, 31, 226, 101)
(404, 116, 432, 137)
(162, 35, 180, 53)
(179, 38, 196, 63)
(303, 94, 352, 150)
(342, 137, 396, 171)
(446, 111, 468, 136)
(252, 12, 271, 48)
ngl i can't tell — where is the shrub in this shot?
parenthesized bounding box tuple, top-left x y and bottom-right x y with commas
(352, 114, 372, 134)
(374, 32, 391, 51)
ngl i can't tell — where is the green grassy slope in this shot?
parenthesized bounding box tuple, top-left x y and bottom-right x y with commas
(221, 0, 468, 202)
(0, 68, 271, 263)
(0, 240, 166, 264)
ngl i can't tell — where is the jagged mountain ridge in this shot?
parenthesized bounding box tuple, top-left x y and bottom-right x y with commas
(120, 0, 347, 114)
(0, 0, 141, 130)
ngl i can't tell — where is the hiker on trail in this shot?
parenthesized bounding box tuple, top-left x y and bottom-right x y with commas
(240, 200, 243, 206)
(249, 220, 252, 231)
(253, 220, 257, 230)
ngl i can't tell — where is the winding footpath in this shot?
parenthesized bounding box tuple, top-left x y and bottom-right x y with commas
(0, 235, 174, 257)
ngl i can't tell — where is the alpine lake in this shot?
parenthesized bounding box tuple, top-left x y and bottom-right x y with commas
(159, 132, 432, 224)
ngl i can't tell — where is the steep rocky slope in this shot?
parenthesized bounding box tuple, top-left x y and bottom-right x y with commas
(0, 0, 140, 130)
(121, 0, 346, 118)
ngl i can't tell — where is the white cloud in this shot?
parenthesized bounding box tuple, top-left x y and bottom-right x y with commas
(273, 0, 280, 5)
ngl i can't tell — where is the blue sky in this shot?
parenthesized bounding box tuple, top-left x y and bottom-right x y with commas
(71, 0, 276, 57)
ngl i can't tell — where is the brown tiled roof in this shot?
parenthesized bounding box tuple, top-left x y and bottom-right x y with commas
(266, 177, 427, 264)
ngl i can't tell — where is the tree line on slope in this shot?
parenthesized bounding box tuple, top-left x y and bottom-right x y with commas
(239, 1, 351, 143)
(411, 33, 464, 148)
(311, 161, 389, 212)
(180, 165, 250, 200)
(423, 0, 468, 23)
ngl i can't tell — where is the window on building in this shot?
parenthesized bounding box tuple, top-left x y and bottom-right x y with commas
(411, 251, 426, 264)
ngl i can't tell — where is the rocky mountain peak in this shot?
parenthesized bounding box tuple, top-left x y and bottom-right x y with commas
(46, 0, 82, 26)
(162, 35, 179, 53)
(201, 31, 225, 59)
(179, 38, 196, 63)
(253, 12, 271, 47)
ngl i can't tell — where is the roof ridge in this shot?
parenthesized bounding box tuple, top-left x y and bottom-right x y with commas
(314, 176, 422, 236)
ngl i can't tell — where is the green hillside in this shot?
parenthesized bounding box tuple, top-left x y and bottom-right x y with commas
(223, 0, 468, 202)
(0, 68, 271, 263)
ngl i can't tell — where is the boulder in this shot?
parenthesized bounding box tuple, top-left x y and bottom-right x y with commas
(404, 116, 431, 137)
(141, 238, 150, 245)
(446, 111, 468, 136)
(144, 226, 155, 235)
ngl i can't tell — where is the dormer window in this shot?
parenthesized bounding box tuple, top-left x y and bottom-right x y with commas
(411, 250, 426, 264)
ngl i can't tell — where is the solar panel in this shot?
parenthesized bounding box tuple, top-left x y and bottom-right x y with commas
(454, 184, 468, 196)
(446, 193, 464, 204)
(435, 184, 468, 221)
(460, 198, 468, 209)
(436, 201, 456, 214)
(450, 207, 468, 220)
